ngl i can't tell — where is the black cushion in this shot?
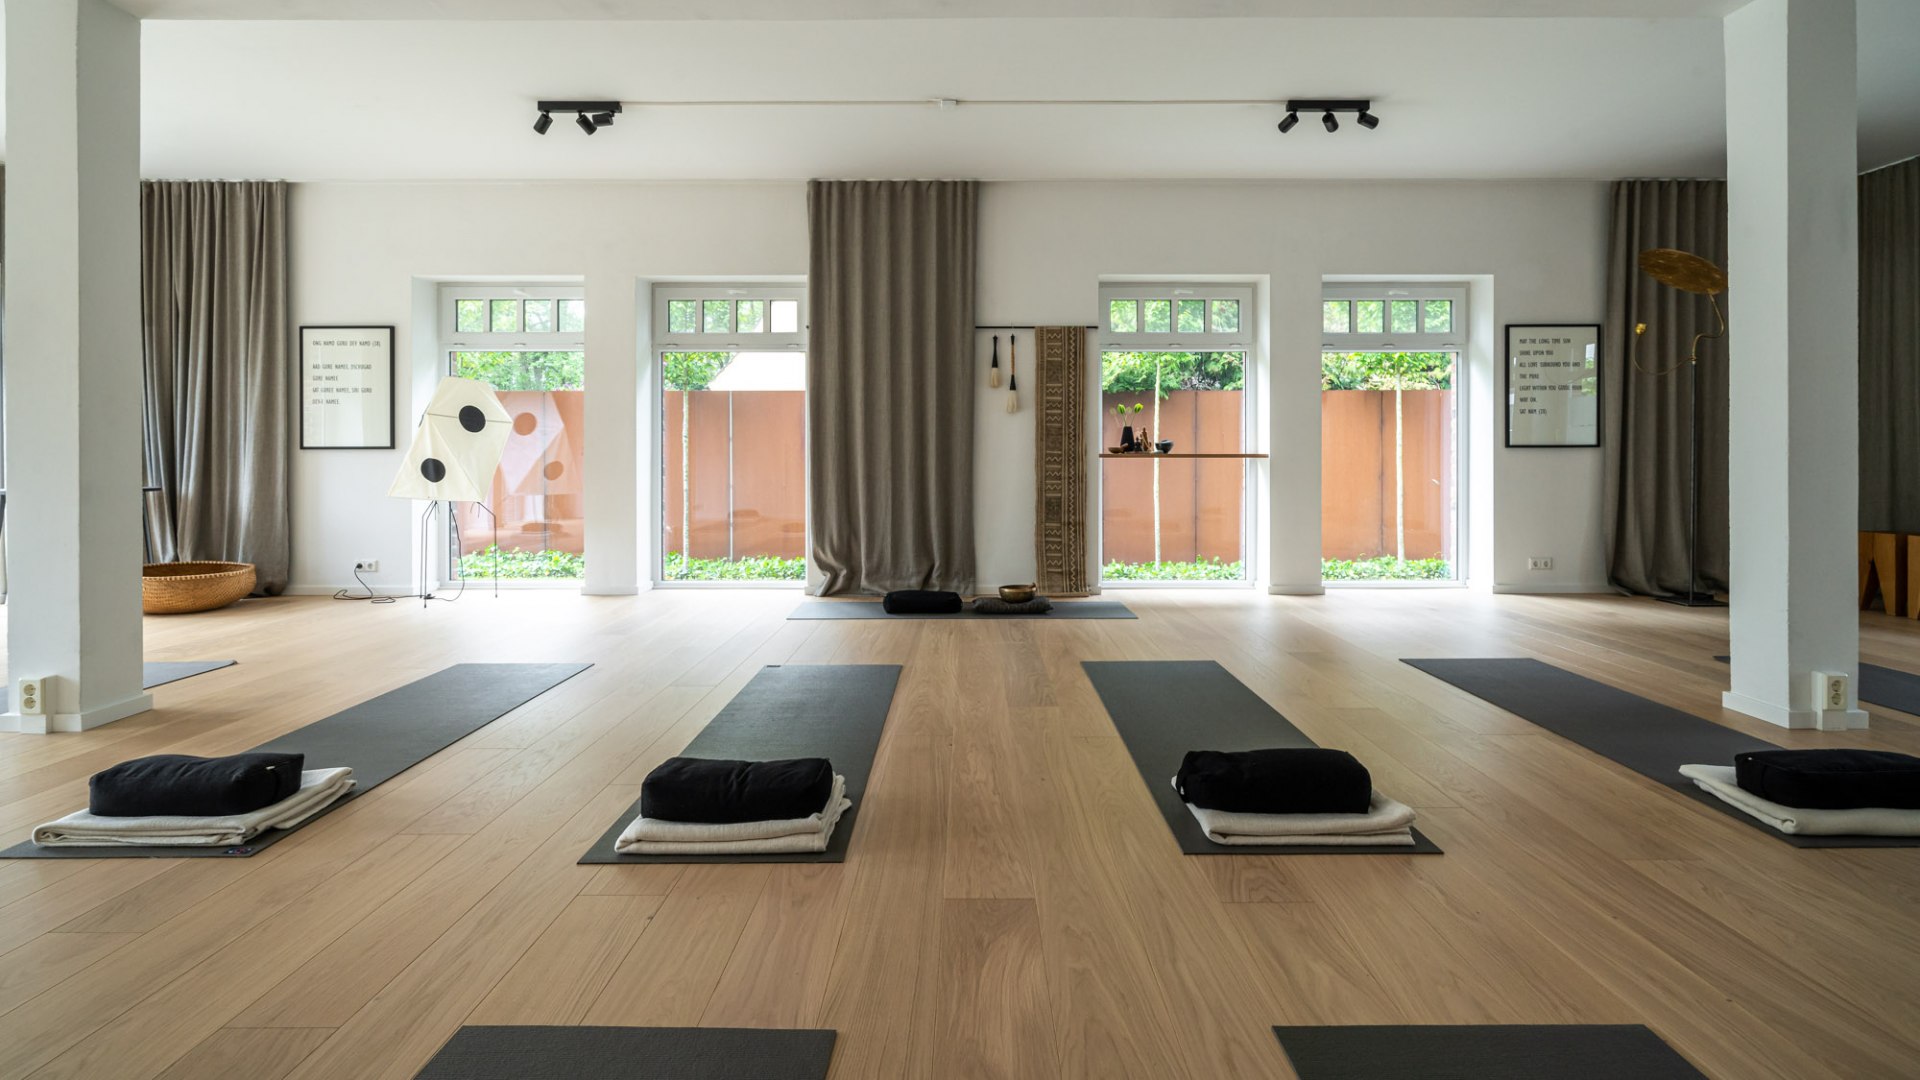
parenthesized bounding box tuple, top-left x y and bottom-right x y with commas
(1175, 748, 1373, 814)
(1734, 749, 1920, 810)
(89, 752, 304, 817)
(640, 756, 836, 824)
(882, 590, 963, 615)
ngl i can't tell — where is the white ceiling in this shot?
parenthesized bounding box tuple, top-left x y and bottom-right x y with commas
(2, 5, 1916, 182)
(113, 1, 1758, 20)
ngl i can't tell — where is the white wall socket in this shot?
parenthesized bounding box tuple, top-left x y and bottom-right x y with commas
(1527, 556, 1553, 571)
(1813, 671, 1849, 711)
(16, 678, 45, 716)
(355, 560, 380, 573)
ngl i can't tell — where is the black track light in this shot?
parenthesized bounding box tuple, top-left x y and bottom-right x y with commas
(576, 112, 597, 135)
(1279, 99, 1378, 136)
(533, 111, 553, 135)
(1322, 111, 1339, 133)
(1357, 110, 1379, 129)
(1277, 111, 1299, 134)
(591, 111, 616, 127)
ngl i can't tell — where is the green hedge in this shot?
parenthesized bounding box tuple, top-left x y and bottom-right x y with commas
(1321, 556, 1452, 581)
(663, 554, 807, 581)
(1101, 558, 1246, 581)
(457, 546, 584, 579)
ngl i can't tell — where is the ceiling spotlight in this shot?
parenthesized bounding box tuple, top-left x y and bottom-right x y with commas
(576, 112, 597, 135)
(1322, 111, 1339, 133)
(1357, 110, 1379, 129)
(592, 111, 616, 127)
(1277, 111, 1299, 134)
(533, 111, 553, 135)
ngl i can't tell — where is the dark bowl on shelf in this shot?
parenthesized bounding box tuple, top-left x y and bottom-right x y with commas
(1156, 440, 1175, 454)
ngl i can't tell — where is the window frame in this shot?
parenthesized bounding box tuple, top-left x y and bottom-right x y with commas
(1320, 284, 1467, 352)
(653, 284, 808, 352)
(1101, 283, 1254, 352)
(440, 284, 587, 352)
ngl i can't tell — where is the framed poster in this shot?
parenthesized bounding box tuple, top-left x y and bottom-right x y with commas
(1505, 323, 1601, 448)
(300, 325, 394, 449)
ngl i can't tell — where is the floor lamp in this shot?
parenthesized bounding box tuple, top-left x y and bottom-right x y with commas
(389, 377, 514, 606)
(1634, 248, 1729, 608)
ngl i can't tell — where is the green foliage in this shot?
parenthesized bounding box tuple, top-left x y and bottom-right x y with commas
(662, 351, 733, 392)
(457, 546, 585, 579)
(663, 554, 808, 581)
(452, 352, 585, 391)
(1101, 352, 1245, 397)
(1320, 351, 1454, 391)
(1102, 558, 1246, 581)
(1320, 556, 1453, 581)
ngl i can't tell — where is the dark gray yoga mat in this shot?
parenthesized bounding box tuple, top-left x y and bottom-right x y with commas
(1716, 654, 1920, 717)
(0, 660, 234, 711)
(1405, 657, 1920, 848)
(1083, 660, 1441, 855)
(1273, 1025, 1706, 1080)
(788, 599, 1135, 620)
(580, 664, 900, 865)
(3, 662, 590, 860)
(413, 1026, 835, 1080)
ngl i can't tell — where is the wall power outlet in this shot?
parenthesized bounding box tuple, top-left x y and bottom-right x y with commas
(355, 560, 380, 574)
(1527, 556, 1553, 571)
(1814, 671, 1849, 711)
(16, 678, 45, 716)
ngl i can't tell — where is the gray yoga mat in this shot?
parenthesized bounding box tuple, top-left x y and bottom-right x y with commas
(1405, 657, 1920, 848)
(1082, 660, 1441, 855)
(1716, 654, 1920, 717)
(579, 664, 900, 865)
(788, 599, 1135, 620)
(1273, 1025, 1706, 1080)
(414, 1026, 836, 1080)
(3, 662, 590, 860)
(0, 660, 234, 711)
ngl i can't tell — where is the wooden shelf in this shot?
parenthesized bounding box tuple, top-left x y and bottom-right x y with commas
(1099, 452, 1268, 459)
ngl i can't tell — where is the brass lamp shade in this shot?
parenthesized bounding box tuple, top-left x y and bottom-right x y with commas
(1638, 248, 1727, 296)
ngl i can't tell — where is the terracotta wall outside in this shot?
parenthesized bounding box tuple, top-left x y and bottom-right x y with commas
(1099, 390, 1247, 566)
(456, 389, 586, 557)
(1320, 389, 1456, 562)
(661, 390, 807, 561)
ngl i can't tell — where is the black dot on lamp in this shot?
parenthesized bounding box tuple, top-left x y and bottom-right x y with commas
(420, 458, 447, 483)
(458, 405, 487, 433)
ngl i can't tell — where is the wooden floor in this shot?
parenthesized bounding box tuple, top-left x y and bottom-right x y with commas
(1, 588, 1918, 1079)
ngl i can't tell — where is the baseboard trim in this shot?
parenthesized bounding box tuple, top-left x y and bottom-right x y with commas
(2, 691, 154, 734)
(1267, 584, 1327, 596)
(1490, 582, 1617, 595)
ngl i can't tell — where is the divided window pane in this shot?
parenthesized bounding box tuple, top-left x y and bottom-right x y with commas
(1354, 300, 1385, 334)
(1176, 299, 1206, 334)
(523, 299, 554, 333)
(1109, 299, 1139, 333)
(456, 299, 486, 334)
(1209, 299, 1240, 333)
(558, 299, 586, 333)
(737, 300, 766, 333)
(1143, 300, 1171, 333)
(1389, 300, 1419, 334)
(1422, 299, 1453, 334)
(490, 300, 520, 334)
(668, 299, 698, 334)
(1323, 301, 1350, 334)
(703, 300, 734, 334)
(770, 299, 799, 333)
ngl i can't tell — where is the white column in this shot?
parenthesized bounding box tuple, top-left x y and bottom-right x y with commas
(1722, 0, 1867, 730)
(2, 0, 150, 733)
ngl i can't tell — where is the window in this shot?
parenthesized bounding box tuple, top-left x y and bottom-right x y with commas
(1099, 284, 1255, 584)
(440, 285, 588, 581)
(1319, 284, 1465, 583)
(654, 285, 807, 583)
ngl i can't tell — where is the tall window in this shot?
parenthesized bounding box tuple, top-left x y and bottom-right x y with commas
(1098, 284, 1255, 583)
(441, 286, 587, 581)
(1319, 285, 1463, 583)
(655, 285, 807, 583)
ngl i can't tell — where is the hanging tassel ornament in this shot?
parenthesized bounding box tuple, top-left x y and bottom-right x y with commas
(988, 334, 1002, 388)
(1005, 334, 1020, 413)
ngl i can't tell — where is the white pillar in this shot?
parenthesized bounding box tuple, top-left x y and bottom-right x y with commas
(2, 0, 150, 733)
(1721, 0, 1867, 730)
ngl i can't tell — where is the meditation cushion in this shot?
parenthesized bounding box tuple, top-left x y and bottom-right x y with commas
(1733, 749, 1920, 810)
(973, 596, 1054, 615)
(640, 756, 836, 824)
(882, 590, 964, 615)
(1175, 748, 1373, 814)
(89, 752, 304, 817)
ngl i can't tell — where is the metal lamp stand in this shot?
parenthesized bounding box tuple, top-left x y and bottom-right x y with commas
(1655, 358, 1726, 608)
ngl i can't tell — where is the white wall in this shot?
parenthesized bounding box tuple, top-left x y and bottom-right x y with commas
(289, 178, 1610, 595)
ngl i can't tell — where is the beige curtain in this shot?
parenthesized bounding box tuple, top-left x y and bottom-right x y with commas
(1860, 157, 1920, 533)
(1034, 327, 1089, 595)
(806, 180, 977, 595)
(1602, 179, 1730, 597)
(141, 180, 292, 593)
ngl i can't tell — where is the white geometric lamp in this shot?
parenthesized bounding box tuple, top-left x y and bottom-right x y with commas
(389, 377, 512, 502)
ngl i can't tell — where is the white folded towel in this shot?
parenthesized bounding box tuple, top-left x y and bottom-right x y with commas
(1680, 764, 1920, 836)
(32, 767, 356, 848)
(1174, 778, 1417, 846)
(615, 773, 851, 855)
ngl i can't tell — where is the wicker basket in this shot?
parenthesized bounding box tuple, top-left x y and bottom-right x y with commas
(141, 561, 256, 615)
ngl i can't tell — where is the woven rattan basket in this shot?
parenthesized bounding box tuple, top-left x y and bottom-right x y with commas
(141, 561, 255, 615)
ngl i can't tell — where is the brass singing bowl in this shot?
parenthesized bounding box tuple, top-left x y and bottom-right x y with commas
(1638, 248, 1727, 296)
(998, 584, 1038, 603)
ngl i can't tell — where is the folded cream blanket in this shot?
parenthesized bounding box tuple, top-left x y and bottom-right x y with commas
(1681, 764, 1920, 836)
(1175, 778, 1417, 846)
(615, 773, 850, 855)
(32, 767, 355, 848)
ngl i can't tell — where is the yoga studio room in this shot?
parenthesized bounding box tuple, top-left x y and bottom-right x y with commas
(4, 2, 1920, 1078)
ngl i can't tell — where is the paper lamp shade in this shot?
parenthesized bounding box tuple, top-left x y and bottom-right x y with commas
(388, 377, 513, 502)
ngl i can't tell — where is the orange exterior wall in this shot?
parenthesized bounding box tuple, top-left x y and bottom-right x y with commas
(1319, 389, 1455, 562)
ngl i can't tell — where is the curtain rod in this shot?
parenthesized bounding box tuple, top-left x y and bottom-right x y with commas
(606, 98, 1281, 110)
(976, 324, 1100, 330)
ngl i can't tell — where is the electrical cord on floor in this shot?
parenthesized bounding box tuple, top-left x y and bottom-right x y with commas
(332, 509, 470, 604)
(332, 564, 398, 604)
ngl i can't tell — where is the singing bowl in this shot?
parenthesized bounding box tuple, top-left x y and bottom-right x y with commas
(998, 584, 1038, 603)
(1638, 248, 1727, 296)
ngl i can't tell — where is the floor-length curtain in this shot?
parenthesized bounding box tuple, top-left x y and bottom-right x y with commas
(806, 180, 977, 595)
(1034, 326, 1089, 596)
(1602, 179, 1730, 597)
(1860, 157, 1920, 533)
(141, 180, 291, 594)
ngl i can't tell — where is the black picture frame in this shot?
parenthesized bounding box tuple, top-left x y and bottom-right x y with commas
(1505, 323, 1602, 448)
(299, 325, 395, 450)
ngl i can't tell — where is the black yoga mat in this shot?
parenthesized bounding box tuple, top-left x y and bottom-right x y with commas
(0, 660, 235, 711)
(4, 662, 591, 860)
(1716, 654, 1920, 717)
(414, 1026, 836, 1080)
(579, 664, 900, 865)
(1083, 660, 1441, 855)
(788, 599, 1136, 620)
(1405, 657, 1920, 848)
(1273, 1025, 1706, 1080)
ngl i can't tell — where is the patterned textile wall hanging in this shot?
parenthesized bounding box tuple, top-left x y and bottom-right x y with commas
(1034, 326, 1090, 595)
